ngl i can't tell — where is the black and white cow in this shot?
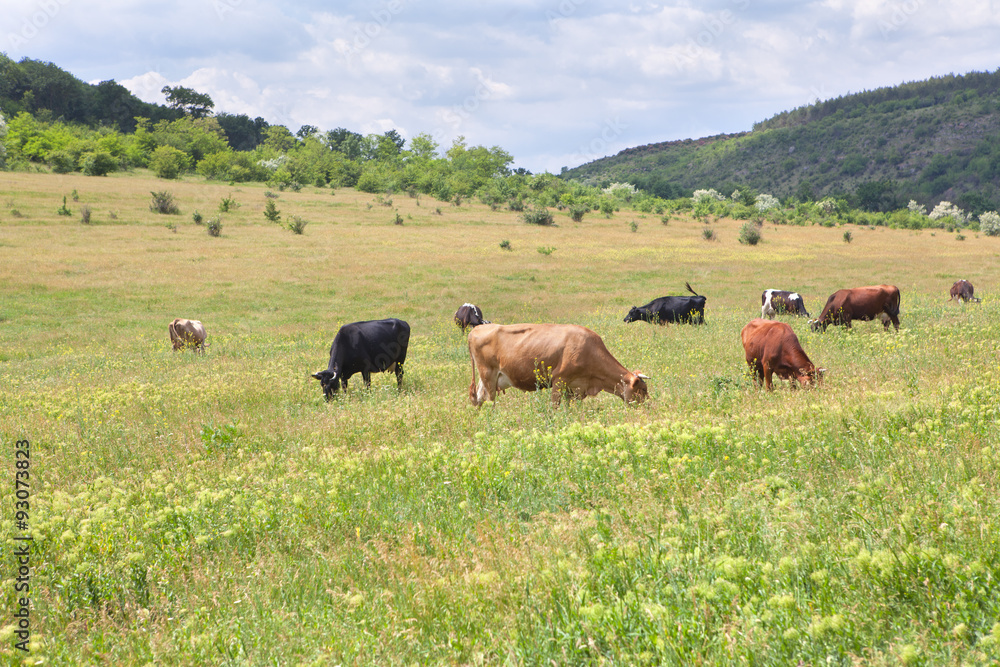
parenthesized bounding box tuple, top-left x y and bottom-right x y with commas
(624, 283, 706, 325)
(761, 289, 810, 319)
(454, 303, 490, 332)
(312, 318, 410, 399)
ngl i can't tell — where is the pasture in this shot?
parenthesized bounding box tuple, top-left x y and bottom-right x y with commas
(2, 170, 999, 665)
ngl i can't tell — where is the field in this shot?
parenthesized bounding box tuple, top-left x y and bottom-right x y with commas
(2, 170, 1000, 665)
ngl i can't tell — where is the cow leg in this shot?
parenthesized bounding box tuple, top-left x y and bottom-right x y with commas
(362, 371, 372, 388)
(394, 362, 404, 389)
(762, 362, 775, 391)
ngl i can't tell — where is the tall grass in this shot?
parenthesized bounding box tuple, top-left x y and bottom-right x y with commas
(1, 171, 998, 664)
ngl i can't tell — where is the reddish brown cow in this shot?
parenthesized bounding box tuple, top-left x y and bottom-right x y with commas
(467, 323, 648, 406)
(810, 285, 900, 332)
(741, 319, 825, 390)
(948, 279, 980, 303)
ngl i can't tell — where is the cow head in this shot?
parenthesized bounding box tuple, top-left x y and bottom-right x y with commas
(808, 318, 826, 332)
(623, 307, 642, 324)
(620, 372, 649, 404)
(312, 369, 341, 400)
(796, 366, 826, 388)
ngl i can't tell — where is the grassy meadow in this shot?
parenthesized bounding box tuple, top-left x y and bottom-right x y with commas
(2, 170, 1000, 665)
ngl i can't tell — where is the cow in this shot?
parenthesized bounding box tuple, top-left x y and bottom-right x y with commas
(948, 279, 980, 303)
(454, 303, 490, 332)
(624, 283, 706, 325)
(809, 285, 901, 332)
(741, 319, 825, 390)
(467, 323, 648, 406)
(312, 318, 410, 400)
(761, 289, 810, 319)
(168, 318, 207, 353)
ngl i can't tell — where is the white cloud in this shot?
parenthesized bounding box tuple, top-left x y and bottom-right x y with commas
(8, 0, 1000, 172)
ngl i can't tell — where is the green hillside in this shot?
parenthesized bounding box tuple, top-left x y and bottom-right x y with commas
(562, 69, 1000, 214)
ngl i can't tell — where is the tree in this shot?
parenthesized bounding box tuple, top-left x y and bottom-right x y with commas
(161, 85, 214, 118)
(216, 112, 268, 151)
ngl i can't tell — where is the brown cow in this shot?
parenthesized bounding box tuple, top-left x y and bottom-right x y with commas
(810, 285, 900, 331)
(741, 319, 825, 390)
(454, 303, 490, 332)
(948, 279, 980, 303)
(467, 323, 648, 406)
(169, 318, 207, 353)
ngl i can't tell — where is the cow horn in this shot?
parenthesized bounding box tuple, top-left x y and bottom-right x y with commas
(636, 373, 650, 380)
(311, 372, 323, 380)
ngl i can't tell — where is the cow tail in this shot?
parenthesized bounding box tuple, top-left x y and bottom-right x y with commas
(888, 289, 901, 317)
(685, 282, 699, 296)
(469, 337, 479, 391)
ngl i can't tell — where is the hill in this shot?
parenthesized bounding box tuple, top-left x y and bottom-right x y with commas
(562, 69, 1000, 214)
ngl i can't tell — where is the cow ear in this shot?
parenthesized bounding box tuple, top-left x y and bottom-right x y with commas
(311, 372, 324, 381)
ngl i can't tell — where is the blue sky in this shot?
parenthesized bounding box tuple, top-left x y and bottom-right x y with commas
(4, 0, 1000, 172)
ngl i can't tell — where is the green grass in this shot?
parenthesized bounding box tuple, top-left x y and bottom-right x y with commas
(1, 171, 999, 665)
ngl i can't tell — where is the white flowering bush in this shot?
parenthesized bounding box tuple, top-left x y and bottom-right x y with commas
(257, 155, 288, 171)
(907, 200, 926, 215)
(692, 188, 724, 203)
(929, 201, 968, 225)
(817, 198, 839, 214)
(602, 182, 637, 200)
(755, 193, 780, 212)
(979, 211, 1000, 237)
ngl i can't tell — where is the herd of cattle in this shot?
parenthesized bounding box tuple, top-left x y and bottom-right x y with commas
(169, 280, 981, 405)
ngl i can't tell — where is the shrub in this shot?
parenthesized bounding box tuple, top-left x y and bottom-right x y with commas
(929, 201, 968, 226)
(755, 193, 780, 212)
(150, 191, 180, 215)
(738, 221, 762, 245)
(978, 211, 1000, 236)
(149, 146, 189, 179)
(393, 213, 403, 225)
(499, 239, 512, 251)
(82, 151, 117, 177)
(263, 199, 280, 223)
(286, 216, 307, 234)
(569, 205, 587, 222)
(692, 188, 725, 203)
(537, 246, 556, 255)
(843, 230, 853, 243)
(206, 217, 222, 237)
(192, 211, 203, 225)
(48, 150, 76, 174)
(702, 227, 716, 241)
(80, 206, 92, 224)
(219, 195, 239, 212)
(522, 206, 555, 226)
(661, 214, 671, 225)
(629, 220, 638, 233)
(57, 196, 72, 216)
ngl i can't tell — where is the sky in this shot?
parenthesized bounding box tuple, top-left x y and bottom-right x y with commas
(4, 0, 1000, 173)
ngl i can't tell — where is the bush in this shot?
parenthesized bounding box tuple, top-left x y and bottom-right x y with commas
(150, 191, 180, 215)
(569, 205, 587, 222)
(82, 151, 117, 177)
(150, 146, 189, 179)
(522, 206, 555, 226)
(219, 195, 239, 213)
(702, 227, 716, 241)
(192, 211, 203, 225)
(537, 246, 556, 255)
(286, 216, 307, 235)
(206, 217, 222, 237)
(499, 239, 512, 251)
(48, 150, 76, 174)
(978, 211, 1000, 236)
(80, 206, 92, 224)
(738, 221, 762, 245)
(843, 230, 853, 243)
(263, 199, 280, 223)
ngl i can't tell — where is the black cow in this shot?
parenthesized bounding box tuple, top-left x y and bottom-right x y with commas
(312, 318, 410, 399)
(761, 289, 810, 319)
(624, 283, 706, 325)
(454, 303, 490, 332)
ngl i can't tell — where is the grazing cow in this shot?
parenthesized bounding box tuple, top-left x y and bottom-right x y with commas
(312, 318, 410, 400)
(761, 289, 810, 319)
(454, 303, 490, 332)
(168, 318, 207, 353)
(810, 285, 901, 332)
(624, 283, 706, 325)
(468, 323, 648, 406)
(742, 319, 825, 390)
(948, 279, 980, 303)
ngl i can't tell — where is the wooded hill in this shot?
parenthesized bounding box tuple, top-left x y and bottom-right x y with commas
(561, 69, 1000, 215)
